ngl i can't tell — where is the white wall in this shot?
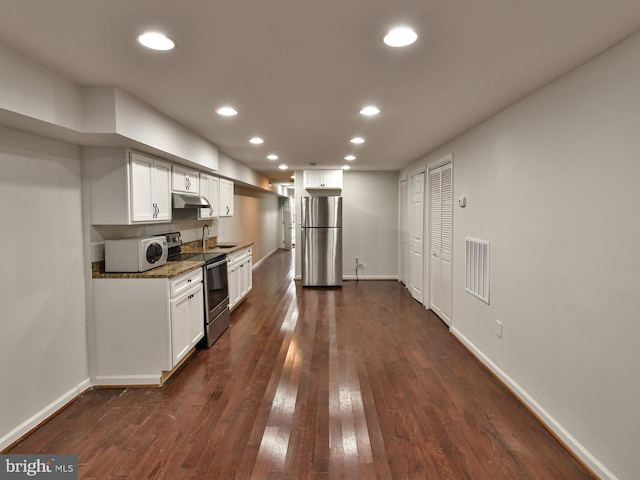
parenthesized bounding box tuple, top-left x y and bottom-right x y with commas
(217, 186, 281, 263)
(0, 126, 90, 449)
(217, 152, 274, 193)
(342, 172, 399, 279)
(0, 43, 83, 131)
(401, 31, 640, 480)
(294, 171, 399, 279)
(0, 43, 222, 174)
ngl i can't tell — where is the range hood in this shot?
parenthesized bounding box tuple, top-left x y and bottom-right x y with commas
(172, 193, 211, 209)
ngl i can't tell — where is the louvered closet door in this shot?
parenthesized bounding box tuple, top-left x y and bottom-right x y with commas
(429, 162, 452, 325)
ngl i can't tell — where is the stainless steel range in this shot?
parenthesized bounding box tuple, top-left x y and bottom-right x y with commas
(165, 232, 230, 347)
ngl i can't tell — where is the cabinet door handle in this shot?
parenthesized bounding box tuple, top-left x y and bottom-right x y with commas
(226, 206, 230, 215)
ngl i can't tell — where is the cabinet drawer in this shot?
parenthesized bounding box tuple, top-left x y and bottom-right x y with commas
(170, 268, 203, 298)
(228, 247, 251, 267)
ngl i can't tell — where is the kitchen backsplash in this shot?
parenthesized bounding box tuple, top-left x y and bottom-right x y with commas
(90, 214, 218, 262)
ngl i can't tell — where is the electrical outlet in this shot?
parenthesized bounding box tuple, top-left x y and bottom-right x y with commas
(496, 320, 503, 339)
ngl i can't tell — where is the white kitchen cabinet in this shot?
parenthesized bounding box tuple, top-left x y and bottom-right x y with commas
(172, 165, 200, 195)
(92, 267, 204, 385)
(228, 246, 252, 310)
(86, 148, 171, 225)
(130, 153, 172, 222)
(303, 169, 343, 192)
(219, 178, 234, 217)
(243, 250, 253, 297)
(198, 174, 219, 219)
(170, 271, 204, 366)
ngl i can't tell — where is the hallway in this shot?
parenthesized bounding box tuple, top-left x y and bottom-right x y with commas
(9, 249, 591, 478)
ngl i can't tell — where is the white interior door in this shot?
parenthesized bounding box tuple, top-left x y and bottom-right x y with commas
(399, 180, 408, 286)
(409, 172, 425, 303)
(283, 197, 292, 250)
(429, 161, 453, 325)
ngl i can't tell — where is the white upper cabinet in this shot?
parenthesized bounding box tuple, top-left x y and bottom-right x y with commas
(219, 179, 234, 217)
(86, 148, 172, 225)
(172, 165, 200, 195)
(198, 174, 219, 219)
(130, 153, 171, 222)
(303, 169, 343, 192)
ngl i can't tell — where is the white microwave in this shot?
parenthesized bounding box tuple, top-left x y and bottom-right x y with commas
(105, 236, 168, 273)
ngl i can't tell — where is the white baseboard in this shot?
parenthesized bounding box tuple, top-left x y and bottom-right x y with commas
(450, 327, 616, 480)
(293, 275, 399, 282)
(94, 374, 161, 386)
(0, 377, 91, 451)
(78, 378, 92, 393)
(343, 275, 398, 281)
(253, 247, 279, 270)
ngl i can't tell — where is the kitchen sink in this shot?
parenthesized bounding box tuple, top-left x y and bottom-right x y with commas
(216, 244, 237, 248)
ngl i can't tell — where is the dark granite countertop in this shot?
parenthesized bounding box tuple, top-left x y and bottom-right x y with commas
(92, 241, 253, 279)
(180, 240, 253, 255)
(92, 259, 204, 279)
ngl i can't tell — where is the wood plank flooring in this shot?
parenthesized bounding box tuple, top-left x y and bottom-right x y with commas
(8, 249, 593, 479)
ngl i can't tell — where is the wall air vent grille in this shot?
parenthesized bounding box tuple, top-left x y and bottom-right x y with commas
(465, 238, 490, 304)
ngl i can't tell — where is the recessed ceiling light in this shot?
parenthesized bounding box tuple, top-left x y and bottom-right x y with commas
(216, 106, 238, 116)
(350, 137, 365, 144)
(344, 155, 356, 161)
(267, 154, 279, 160)
(249, 137, 264, 144)
(138, 32, 175, 51)
(342, 165, 351, 170)
(360, 106, 380, 116)
(278, 164, 288, 170)
(384, 27, 418, 47)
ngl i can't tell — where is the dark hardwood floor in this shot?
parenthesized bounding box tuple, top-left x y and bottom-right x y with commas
(9, 249, 592, 479)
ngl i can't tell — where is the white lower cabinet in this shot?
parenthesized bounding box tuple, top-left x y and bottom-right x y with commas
(228, 246, 252, 310)
(170, 276, 205, 366)
(93, 268, 204, 385)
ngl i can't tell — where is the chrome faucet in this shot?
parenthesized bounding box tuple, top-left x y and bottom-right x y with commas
(202, 224, 210, 250)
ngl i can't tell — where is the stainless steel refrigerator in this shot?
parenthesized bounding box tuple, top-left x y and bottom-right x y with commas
(301, 196, 343, 287)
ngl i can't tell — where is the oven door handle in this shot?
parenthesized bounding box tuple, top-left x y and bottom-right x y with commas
(206, 258, 227, 269)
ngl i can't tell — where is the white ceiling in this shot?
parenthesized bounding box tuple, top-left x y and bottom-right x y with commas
(1, 1, 640, 181)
